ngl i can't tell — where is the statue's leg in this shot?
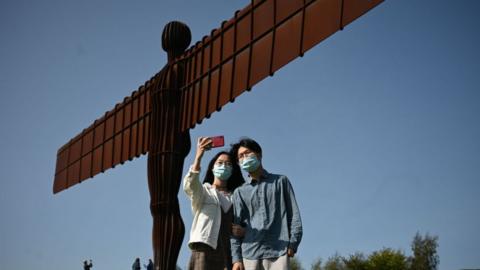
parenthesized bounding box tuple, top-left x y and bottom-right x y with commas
(148, 153, 185, 270)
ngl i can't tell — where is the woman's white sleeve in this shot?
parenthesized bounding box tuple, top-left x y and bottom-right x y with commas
(182, 167, 206, 211)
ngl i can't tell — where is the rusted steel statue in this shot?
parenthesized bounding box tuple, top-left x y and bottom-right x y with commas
(147, 22, 192, 269)
(53, 1, 384, 269)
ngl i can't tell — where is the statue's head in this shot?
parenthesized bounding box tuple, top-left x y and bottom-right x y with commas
(162, 21, 191, 58)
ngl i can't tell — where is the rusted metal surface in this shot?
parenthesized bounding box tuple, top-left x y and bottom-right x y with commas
(178, 0, 384, 130)
(53, 79, 154, 193)
(145, 21, 192, 269)
(53, 0, 383, 194)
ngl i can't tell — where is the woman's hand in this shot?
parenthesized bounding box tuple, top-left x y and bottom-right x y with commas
(232, 261, 245, 270)
(192, 137, 212, 171)
(232, 224, 246, 238)
(287, 248, 295, 257)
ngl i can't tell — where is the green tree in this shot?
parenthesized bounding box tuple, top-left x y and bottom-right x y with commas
(366, 248, 408, 270)
(410, 232, 439, 270)
(324, 253, 346, 270)
(344, 252, 368, 270)
(290, 256, 305, 270)
(311, 257, 323, 270)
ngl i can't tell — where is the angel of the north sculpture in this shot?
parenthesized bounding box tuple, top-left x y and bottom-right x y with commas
(53, 0, 384, 269)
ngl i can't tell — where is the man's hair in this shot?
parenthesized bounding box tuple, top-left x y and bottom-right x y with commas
(230, 137, 262, 164)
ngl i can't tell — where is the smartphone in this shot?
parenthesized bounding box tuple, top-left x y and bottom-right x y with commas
(210, 135, 225, 148)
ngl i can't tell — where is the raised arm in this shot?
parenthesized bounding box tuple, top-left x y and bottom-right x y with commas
(182, 137, 212, 211)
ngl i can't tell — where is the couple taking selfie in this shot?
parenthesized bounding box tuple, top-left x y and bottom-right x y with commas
(183, 137, 303, 270)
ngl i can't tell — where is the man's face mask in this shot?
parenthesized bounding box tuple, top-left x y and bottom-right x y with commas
(240, 155, 260, 173)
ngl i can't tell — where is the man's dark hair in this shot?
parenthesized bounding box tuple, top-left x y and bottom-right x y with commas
(203, 151, 245, 192)
(230, 137, 262, 164)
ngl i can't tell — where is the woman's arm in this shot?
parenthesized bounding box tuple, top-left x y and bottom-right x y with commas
(182, 137, 212, 211)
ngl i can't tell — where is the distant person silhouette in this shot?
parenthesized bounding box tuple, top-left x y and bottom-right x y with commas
(132, 258, 141, 270)
(144, 259, 154, 270)
(83, 260, 93, 270)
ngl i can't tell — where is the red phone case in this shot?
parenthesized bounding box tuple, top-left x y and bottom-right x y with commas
(211, 136, 225, 148)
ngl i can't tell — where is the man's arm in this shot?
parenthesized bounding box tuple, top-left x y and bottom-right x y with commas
(284, 177, 303, 253)
(230, 189, 245, 264)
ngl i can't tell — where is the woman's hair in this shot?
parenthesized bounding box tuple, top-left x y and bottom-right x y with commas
(203, 151, 245, 192)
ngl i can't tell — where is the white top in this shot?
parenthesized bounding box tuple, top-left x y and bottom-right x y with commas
(183, 166, 232, 249)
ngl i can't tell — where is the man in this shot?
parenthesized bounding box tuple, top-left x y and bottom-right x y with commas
(132, 258, 141, 270)
(230, 138, 303, 270)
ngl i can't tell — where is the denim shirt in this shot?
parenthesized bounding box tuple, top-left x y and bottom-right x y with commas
(230, 170, 302, 262)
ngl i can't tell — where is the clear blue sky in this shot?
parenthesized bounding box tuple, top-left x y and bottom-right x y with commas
(1, 1, 479, 269)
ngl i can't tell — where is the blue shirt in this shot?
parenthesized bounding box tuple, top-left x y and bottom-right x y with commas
(230, 170, 302, 262)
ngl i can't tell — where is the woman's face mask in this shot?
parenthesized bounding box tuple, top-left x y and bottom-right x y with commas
(212, 164, 232, 181)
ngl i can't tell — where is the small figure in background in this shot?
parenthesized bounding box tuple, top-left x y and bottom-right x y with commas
(144, 259, 154, 270)
(83, 259, 93, 270)
(132, 258, 141, 270)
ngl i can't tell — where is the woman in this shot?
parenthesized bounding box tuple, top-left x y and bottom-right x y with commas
(183, 137, 245, 270)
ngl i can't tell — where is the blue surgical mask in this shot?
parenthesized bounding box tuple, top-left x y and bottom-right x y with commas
(212, 164, 232, 181)
(240, 155, 260, 172)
